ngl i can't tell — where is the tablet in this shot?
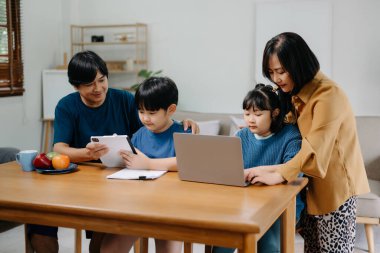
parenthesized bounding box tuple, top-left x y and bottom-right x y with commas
(91, 134, 136, 168)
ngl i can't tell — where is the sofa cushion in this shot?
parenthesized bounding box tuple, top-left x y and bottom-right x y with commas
(355, 116, 380, 180)
(357, 192, 380, 218)
(173, 111, 242, 135)
(229, 116, 246, 136)
(197, 120, 220, 135)
(357, 179, 380, 218)
(0, 147, 19, 164)
(368, 179, 380, 197)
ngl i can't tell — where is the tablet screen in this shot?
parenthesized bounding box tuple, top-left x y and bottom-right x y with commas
(91, 134, 136, 168)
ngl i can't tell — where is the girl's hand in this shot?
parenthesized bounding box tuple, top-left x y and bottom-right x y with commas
(182, 119, 200, 134)
(120, 148, 150, 169)
(244, 167, 285, 185)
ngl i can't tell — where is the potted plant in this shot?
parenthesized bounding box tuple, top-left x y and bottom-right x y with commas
(129, 69, 163, 91)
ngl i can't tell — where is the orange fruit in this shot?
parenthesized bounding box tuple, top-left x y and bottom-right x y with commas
(52, 154, 70, 169)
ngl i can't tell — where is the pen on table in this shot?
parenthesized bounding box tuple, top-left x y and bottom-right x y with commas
(138, 176, 153, 180)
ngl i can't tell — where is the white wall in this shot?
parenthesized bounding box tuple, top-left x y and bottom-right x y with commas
(0, 0, 379, 150)
(332, 0, 380, 116)
(67, 0, 380, 115)
(0, 0, 63, 150)
(69, 0, 255, 113)
(255, 1, 333, 81)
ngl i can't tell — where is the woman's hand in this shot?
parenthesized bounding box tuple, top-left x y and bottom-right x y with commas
(182, 119, 200, 134)
(120, 148, 150, 169)
(244, 167, 285, 185)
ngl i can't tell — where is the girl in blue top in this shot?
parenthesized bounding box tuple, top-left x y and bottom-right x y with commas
(213, 84, 304, 253)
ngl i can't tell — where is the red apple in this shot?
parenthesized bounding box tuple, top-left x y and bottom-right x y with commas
(33, 153, 52, 169)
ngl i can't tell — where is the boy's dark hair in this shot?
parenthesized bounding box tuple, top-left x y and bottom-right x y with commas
(262, 32, 320, 95)
(135, 77, 178, 111)
(243, 83, 285, 133)
(68, 51, 108, 87)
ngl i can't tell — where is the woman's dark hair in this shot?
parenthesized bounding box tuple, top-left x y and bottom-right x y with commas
(262, 32, 320, 95)
(243, 83, 286, 133)
(135, 77, 178, 111)
(68, 51, 108, 87)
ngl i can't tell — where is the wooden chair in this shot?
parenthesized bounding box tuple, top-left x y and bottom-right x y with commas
(356, 216, 379, 253)
(137, 238, 194, 253)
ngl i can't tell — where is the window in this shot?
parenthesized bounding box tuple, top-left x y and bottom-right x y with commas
(0, 0, 23, 97)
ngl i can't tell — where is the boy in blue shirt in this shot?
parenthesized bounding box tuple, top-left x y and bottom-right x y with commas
(100, 77, 190, 253)
(122, 76, 191, 171)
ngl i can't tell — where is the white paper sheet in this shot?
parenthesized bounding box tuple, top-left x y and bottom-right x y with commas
(106, 168, 167, 180)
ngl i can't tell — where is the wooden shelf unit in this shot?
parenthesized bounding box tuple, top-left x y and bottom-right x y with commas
(70, 23, 148, 76)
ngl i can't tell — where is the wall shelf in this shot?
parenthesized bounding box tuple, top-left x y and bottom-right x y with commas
(71, 23, 148, 88)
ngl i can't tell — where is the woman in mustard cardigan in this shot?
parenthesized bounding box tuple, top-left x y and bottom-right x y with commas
(244, 32, 369, 252)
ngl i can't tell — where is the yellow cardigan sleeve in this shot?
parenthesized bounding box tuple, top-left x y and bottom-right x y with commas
(278, 85, 347, 182)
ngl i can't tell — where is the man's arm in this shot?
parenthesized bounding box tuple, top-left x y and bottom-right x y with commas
(54, 142, 109, 163)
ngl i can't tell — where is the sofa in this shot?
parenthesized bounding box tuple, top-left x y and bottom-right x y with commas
(355, 117, 380, 253)
(174, 111, 243, 136)
(174, 111, 380, 252)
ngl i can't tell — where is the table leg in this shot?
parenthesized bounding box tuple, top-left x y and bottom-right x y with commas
(204, 245, 212, 253)
(184, 242, 193, 253)
(137, 237, 148, 253)
(24, 224, 34, 253)
(238, 234, 256, 253)
(281, 197, 296, 253)
(75, 229, 82, 253)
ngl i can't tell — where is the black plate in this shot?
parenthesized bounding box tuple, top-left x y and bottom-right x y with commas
(36, 163, 78, 174)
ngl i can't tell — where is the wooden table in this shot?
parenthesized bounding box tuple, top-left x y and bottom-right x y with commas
(0, 162, 307, 253)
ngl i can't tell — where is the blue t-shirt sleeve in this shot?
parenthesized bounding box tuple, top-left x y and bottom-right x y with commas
(131, 127, 142, 149)
(53, 98, 75, 145)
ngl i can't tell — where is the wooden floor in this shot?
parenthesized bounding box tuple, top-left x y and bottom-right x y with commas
(0, 224, 377, 253)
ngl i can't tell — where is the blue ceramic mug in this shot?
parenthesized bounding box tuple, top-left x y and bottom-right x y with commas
(16, 150, 38, 172)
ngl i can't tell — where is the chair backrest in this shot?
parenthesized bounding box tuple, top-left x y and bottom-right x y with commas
(173, 111, 242, 136)
(0, 147, 19, 164)
(355, 116, 380, 181)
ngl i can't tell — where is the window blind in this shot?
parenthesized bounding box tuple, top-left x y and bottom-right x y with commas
(0, 0, 23, 97)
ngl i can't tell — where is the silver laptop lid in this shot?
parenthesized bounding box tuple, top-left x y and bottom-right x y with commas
(174, 133, 248, 187)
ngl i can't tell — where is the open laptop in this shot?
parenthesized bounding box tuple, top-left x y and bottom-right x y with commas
(174, 133, 250, 187)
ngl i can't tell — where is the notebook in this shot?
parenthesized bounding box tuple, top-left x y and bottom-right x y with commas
(174, 133, 250, 187)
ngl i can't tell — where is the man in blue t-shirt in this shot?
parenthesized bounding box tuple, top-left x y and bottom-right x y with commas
(100, 77, 190, 253)
(28, 51, 197, 253)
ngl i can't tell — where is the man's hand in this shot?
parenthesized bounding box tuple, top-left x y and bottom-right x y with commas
(120, 148, 150, 169)
(182, 119, 200, 134)
(244, 168, 285, 185)
(85, 142, 109, 160)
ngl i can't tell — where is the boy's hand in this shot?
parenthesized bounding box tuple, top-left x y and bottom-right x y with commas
(182, 119, 200, 134)
(244, 168, 285, 185)
(85, 142, 108, 160)
(120, 148, 150, 169)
